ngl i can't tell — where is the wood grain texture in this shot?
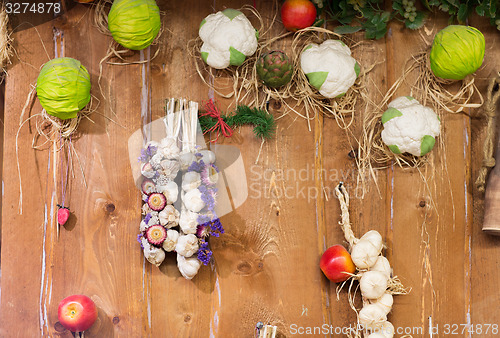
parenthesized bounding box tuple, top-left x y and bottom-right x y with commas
(0, 1, 499, 337)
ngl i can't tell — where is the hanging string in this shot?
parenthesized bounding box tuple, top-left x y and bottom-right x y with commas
(59, 132, 70, 207)
(199, 99, 233, 142)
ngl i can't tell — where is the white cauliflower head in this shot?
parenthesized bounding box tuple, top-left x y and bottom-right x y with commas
(199, 9, 258, 69)
(300, 39, 360, 98)
(381, 96, 441, 157)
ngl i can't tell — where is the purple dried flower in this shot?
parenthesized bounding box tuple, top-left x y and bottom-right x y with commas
(188, 160, 204, 173)
(196, 224, 210, 238)
(137, 233, 144, 249)
(209, 218, 224, 237)
(144, 213, 152, 224)
(138, 145, 158, 163)
(197, 240, 212, 265)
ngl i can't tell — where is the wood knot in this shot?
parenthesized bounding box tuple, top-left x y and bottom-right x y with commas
(184, 314, 192, 323)
(151, 64, 162, 75)
(106, 203, 116, 213)
(54, 322, 66, 332)
(419, 200, 426, 208)
(258, 261, 264, 269)
(236, 261, 252, 274)
(272, 100, 281, 110)
(348, 150, 358, 159)
(113, 316, 120, 324)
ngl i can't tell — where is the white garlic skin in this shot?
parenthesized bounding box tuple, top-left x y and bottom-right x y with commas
(159, 205, 180, 228)
(199, 150, 216, 164)
(370, 256, 392, 279)
(182, 172, 201, 192)
(182, 188, 205, 213)
(369, 293, 393, 315)
(175, 234, 199, 257)
(351, 239, 382, 269)
(360, 271, 388, 300)
(142, 238, 165, 267)
(177, 254, 202, 280)
(358, 304, 387, 331)
(159, 137, 180, 159)
(141, 162, 155, 179)
(140, 220, 148, 232)
(360, 230, 383, 251)
(179, 152, 196, 170)
(179, 209, 199, 234)
(160, 159, 180, 179)
(376, 321, 395, 338)
(163, 230, 180, 252)
(158, 181, 179, 204)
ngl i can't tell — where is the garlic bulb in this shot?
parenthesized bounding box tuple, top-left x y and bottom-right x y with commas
(149, 153, 163, 170)
(179, 209, 199, 234)
(376, 321, 395, 338)
(140, 220, 148, 232)
(360, 271, 388, 299)
(370, 256, 392, 279)
(158, 181, 179, 204)
(179, 152, 196, 170)
(351, 239, 382, 269)
(360, 230, 383, 251)
(182, 172, 201, 192)
(159, 205, 180, 228)
(142, 203, 152, 215)
(160, 159, 180, 179)
(177, 254, 202, 280)
(358, 304, 387, 331)
(147, 212, 160, 226)
(141, 162, 155, 178)
(199, 150, 216, 164)
(162, 229, 180, 252)
(142, 238, 165, 267)
(369, 293, 393, 315)
(159, 137, 180, 159)
(182, 188, 205, 213)
(175, 234, 199, 257)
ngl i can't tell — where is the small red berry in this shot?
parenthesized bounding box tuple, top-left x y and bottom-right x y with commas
(57, 206, 70, 226)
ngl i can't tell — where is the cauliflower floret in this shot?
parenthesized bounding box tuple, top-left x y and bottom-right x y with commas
(199, 9, 258, 69)
(381, 96, 441, 157)
(300, 40, 360, 98)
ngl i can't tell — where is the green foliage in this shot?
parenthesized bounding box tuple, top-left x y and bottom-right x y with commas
(199, 105, 275, 140)
(322, 0, 499, 40)
(426, 0, 499, 25)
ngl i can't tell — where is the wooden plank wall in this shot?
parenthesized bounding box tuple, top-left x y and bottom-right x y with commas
(0, 0, 499, 337)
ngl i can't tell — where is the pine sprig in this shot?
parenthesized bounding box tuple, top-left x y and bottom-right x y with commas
(199, 105, 275, 140)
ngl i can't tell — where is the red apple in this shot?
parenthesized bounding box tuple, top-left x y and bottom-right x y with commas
(320, 245, 356, 283)
(281, 0, 317, 32)
(57, 295, 98, 332)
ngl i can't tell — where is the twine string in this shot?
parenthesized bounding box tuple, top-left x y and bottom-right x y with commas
(200, 99, 233, 142)
(476, 74, 500, 192)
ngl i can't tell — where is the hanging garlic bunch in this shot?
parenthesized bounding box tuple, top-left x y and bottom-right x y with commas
(175, 99, 224, 279)
(137, 99, 183, 268)
(334, 183, 408, 338)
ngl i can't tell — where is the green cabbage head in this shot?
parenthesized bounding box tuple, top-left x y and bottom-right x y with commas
(36, 57, 91, 120)
(108, 0, 161, 51)
(429, 25, 485, 80)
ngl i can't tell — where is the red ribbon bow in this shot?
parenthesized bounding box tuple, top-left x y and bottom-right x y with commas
(200, 99, 233, 142)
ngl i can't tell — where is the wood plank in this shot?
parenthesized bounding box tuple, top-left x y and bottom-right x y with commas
(469, 16, 500, 334)
(0, 17, 55, 336)
(148, 0, 215, 337)
(387, 15, 472, 336)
